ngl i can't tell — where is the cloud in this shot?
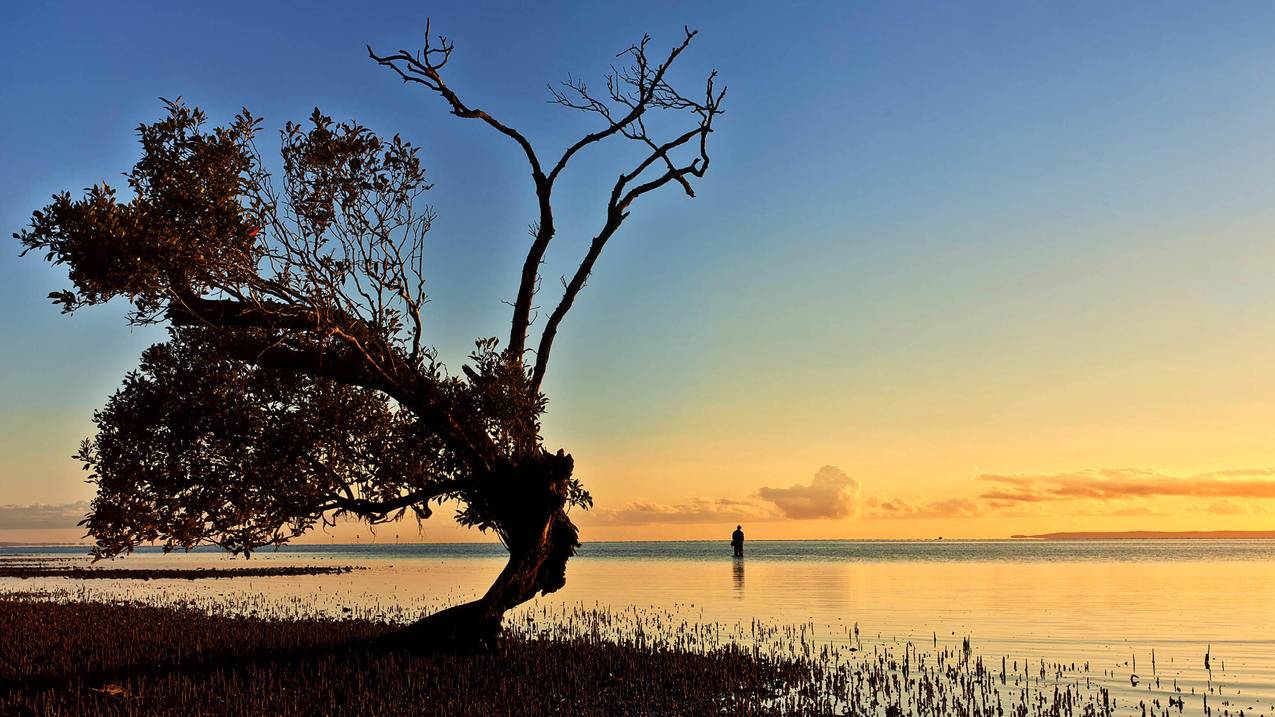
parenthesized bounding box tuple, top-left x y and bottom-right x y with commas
(586, 464, 1275, 528)
(0, 502, 88, 530)
(1103, 506, 1163, 517)
(587, 497, 777, 526)
(756, 465, 861, 520)
(980, 490, 1054, 503)
(863, 495, 981, 519)
(1206, 499, 1263, 516)
(977, 468, 1275, 503)
(588, 466, 865, 526)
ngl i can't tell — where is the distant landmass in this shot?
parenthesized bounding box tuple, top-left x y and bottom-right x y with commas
(1012, 530, 1275, 540)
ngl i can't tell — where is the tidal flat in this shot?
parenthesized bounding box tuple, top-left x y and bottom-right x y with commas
(4, 541, 1274, 716)
(0, 593, 1131, 716)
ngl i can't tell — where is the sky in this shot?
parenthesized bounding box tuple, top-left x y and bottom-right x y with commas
(4, 1, 1275, 544)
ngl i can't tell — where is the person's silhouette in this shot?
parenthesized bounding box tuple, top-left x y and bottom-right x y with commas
(731, 524, 745, 557)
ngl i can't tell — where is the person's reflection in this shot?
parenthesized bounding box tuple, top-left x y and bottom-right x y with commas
(732, 557, 744, 598)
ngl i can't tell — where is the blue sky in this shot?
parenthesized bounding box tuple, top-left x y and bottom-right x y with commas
(6, 1, 1275, 539)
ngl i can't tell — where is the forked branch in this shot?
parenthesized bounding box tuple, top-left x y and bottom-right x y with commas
(367, 20, 545, 179)
(369, 22, 725, 381)
(531, 33, 725, 391)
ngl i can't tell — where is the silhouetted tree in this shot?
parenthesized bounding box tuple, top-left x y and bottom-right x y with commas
(16, 22, 724, 646)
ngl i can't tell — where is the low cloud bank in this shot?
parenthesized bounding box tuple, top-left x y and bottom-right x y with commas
(978, 468, 1275, 503)
(592, 466, 868, 526)
(587, 497, 776, 526)
(0, 502, 88, 530)
(863, 495, 981, 519)
(584, 463, 1275, 528)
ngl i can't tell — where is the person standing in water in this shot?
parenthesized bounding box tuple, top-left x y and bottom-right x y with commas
(731, 525, 745, 557)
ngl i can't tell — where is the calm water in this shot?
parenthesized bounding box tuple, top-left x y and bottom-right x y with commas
(7, 540, 1275, 714)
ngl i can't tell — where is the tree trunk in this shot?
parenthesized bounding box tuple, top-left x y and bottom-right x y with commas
(378, 451, 580, 651)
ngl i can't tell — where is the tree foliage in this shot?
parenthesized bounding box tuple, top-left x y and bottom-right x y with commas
(77, 329, 534, 556)
(22, 103, 258, 317)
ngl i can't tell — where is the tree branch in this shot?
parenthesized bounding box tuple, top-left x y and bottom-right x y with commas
(167, 294, 321, 331)
(319, 478, 472, 522)
(529, 51, 725, 392)
(545, 29, 698, 185)
(367, 20, 544, 180)
(210, 328, 498, 475)
(370, 23, 723, 372)
(368, 20, 555, 360)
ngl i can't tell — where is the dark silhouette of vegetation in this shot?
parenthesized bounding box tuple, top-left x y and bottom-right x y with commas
(0, 596, 798, 716)
(15, 21, 724, 646)
(4, 592, 1182, 716)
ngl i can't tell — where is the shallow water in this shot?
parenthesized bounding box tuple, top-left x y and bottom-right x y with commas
(7, 540, 1275, 715)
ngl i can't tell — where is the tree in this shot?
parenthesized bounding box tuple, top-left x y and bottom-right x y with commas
(16, 21, 724, 647)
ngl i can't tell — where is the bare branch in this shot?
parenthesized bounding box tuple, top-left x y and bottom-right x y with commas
(369, 24, 723, 372)
(369, 19, 555, 360)
(367, 20, 544, 180)
(529, 32, 725, 391)
(545, 28, 699, 184)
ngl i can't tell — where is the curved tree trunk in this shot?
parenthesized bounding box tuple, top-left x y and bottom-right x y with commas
(379, 451, 580, 651)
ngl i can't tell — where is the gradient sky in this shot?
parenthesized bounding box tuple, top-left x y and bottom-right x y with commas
(5, 1, 1275, 544)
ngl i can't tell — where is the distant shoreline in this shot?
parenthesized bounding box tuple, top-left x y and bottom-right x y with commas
(1011, 530, 1275, 540)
